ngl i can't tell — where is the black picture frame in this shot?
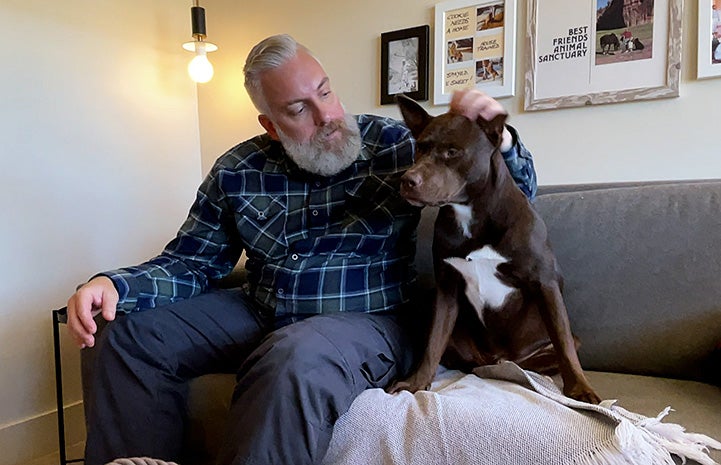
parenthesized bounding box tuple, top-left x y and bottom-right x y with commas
(380, 25, 430, 105)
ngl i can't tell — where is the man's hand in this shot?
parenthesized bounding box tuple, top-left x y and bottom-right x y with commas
(450, 88, 513, 152)
(66, 276, 119, 348)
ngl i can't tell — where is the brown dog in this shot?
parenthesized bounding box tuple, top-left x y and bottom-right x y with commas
(387, 95, 600, 404)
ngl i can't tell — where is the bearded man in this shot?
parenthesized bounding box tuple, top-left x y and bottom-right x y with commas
(66, 34, 537, 465)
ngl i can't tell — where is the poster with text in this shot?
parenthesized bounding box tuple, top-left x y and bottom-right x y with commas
(525, 0, 681, 110)
(434, 0, 516, 103)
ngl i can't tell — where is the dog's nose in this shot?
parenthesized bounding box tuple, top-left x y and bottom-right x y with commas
(401, 171, 422, 189)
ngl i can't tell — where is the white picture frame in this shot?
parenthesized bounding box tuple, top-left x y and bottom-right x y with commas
(697, 0, 721, 79)
(433, 0, 517, 104)
(525, 0, 682, 111)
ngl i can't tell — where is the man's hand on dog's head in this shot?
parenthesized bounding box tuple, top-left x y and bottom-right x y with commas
(450, 89, 513, 152)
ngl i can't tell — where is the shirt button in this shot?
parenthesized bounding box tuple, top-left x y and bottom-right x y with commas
(277, 288, 284, 295)
(315, 181, 322, 188)
(312, 210, 319, 216)
(291, 254, 299, 260)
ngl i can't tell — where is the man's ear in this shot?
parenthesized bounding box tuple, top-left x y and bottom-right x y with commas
(258, 114, 280, 141)
(476, 113, 507, 148)
(397, 94, 432, 139)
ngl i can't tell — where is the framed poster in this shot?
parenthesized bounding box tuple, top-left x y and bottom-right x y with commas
(525, 0, 682, 111)
(698, 0, 721, 79)
(380, 25, 430, 105)
(433, 0, 517, 104)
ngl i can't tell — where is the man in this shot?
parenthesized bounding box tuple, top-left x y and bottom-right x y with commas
(67, 34, 537, 465)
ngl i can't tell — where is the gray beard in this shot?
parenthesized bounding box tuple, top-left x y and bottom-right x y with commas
(277, 113, 362, 177)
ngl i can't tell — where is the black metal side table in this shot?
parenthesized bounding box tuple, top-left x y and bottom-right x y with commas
(52, 307, 84, 465)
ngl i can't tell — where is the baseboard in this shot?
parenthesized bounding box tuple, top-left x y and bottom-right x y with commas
(26, 442, 85, 465)
(0, 401, 85, 465)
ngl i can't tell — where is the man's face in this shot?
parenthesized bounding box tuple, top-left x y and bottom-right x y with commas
(259, 49, 346, 145)
(257, 49, 361, 176)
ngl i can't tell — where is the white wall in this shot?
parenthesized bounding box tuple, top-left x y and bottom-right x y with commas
(198, 0, 721, 184)
(0, 1, 202, 464)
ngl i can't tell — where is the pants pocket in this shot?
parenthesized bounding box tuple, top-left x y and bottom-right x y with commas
(360, 352, 396, 387)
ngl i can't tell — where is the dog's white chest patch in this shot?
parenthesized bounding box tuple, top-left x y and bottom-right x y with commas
(444, 246, 516, 324)
(450, 204, 473, 238)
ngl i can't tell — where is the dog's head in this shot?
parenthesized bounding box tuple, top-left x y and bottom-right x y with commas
(397, 94, 507, 207)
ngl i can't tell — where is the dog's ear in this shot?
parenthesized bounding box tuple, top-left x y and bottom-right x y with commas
(396, 94, 432, 139)
(476, 113, 507, 149)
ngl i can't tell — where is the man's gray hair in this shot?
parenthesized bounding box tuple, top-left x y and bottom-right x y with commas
(243, 34, 309, 114)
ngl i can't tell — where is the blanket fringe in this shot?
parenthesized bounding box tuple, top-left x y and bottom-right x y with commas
(611, 405, 721, 465)
(500, 366, 720, 465)
(574, 439, 654, 465)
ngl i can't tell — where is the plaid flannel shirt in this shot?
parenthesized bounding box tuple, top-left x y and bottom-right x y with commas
(101, 114, 537, 325)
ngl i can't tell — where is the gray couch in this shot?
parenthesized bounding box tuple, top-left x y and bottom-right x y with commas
(82, 179, 721, 464)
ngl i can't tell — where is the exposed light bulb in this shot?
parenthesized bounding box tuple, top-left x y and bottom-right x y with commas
(182, 3, 217, 83)
(188, 44, 214, 83)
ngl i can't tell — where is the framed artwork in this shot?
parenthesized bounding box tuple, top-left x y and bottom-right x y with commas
(380, 25, 430, 105)
(525, 0, 683, 111)
(698, 0, 721, 79)
(433, 0, 517, 104)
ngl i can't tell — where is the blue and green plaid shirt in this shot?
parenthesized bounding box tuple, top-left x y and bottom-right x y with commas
(102, 114, 537, 325)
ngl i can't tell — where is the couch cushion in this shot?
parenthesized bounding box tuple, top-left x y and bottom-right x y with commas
(184, 374, 236, 465)
(586, 371, 721, 464)
(533, 181, 721, 382)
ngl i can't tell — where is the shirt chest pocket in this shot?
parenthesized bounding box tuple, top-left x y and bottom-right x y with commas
(343, 174, 405, 236)
(234, 194, 288, 258)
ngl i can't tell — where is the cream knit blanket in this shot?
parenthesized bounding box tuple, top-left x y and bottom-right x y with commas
(323, 361, 721, 465)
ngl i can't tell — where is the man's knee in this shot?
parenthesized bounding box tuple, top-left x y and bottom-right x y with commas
(241, 313, 411, 390)
(251, 318, 352, 382)
(95, 312, 171, 370)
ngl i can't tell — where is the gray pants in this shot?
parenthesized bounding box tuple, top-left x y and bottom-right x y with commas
(83, 288, 420, 465)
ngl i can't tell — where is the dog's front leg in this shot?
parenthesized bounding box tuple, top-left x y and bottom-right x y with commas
(386, 289, 459, 394)
(538, 282, 601, 404)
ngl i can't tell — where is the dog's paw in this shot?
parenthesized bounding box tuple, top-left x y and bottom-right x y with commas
(564, 383, 602, 404)
(386, 377, 431, 394)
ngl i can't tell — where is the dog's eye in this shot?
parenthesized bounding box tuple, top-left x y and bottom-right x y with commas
(443, 148, 461, 159)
